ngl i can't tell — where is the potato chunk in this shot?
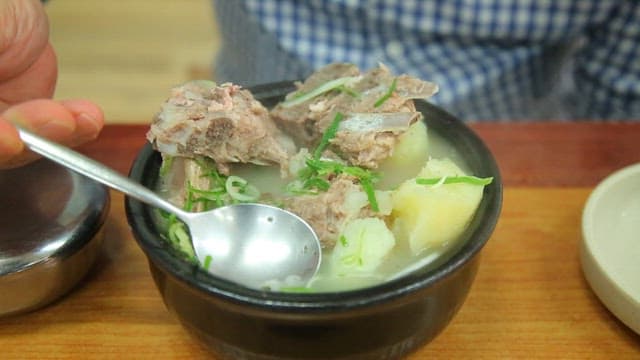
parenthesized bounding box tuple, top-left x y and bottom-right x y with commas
(377, 121, 429, 189)
(391, 158, 484, 255)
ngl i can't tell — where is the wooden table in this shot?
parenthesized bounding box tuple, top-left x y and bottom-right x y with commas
(1, 123, 639, 359)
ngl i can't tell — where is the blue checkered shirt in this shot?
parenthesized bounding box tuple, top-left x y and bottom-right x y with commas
(213, 1, 640, 121)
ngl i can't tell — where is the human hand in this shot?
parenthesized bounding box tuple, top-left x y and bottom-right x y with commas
(0, 0, 104, 169)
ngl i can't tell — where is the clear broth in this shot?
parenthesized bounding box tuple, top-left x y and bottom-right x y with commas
(221, 129, 471, 292)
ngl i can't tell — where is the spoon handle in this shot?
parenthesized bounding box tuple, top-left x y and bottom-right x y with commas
(17, 128, 183, 217)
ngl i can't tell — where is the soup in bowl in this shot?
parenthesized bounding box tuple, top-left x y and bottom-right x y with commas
(126, 65, 502, 359)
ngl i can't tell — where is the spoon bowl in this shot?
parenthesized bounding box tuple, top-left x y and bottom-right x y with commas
(183, 203, 320, 289)
(17, 128, 322, 289)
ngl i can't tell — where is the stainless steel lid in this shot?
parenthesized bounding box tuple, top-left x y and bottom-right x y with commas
(0, 158, 109, 316)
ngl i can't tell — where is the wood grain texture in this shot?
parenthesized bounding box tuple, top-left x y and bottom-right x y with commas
(471, 122, 640, 187)
(1, 123, 639, 359)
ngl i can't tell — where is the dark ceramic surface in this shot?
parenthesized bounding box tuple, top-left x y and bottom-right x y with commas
(125, 82, 502, 359)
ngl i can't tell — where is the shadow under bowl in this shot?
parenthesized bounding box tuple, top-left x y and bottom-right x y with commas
(125, 82, 502, 360)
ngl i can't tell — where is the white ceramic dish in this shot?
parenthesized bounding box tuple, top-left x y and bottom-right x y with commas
(581, 162, 640, 335)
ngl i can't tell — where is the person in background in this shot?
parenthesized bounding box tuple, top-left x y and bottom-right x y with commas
(0, 0, 103, 169)
(212, 0, 640, 121)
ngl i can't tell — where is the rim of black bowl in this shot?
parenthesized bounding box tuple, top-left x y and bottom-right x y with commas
(125, 81, 503, 314)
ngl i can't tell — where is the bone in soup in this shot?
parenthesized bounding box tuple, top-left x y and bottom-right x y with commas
(147, 63, 492, 292)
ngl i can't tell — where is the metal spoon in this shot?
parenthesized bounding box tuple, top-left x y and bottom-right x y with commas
(17, 128, 321, 290)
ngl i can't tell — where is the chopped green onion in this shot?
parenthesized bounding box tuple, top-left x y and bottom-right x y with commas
(290, 90, 308, 99)
(339, 235, 348, 247)
(168, 221, 187, 244)
(192, 160, 232, 208)
(303, 177, 331, 192)
(374, 78, 398, 108)
(336, 85, 360, 98)
(304, 158, 340, 174)
(280, 286, 314, 293)
(281, 76, 359, 108)
(157, 209, 174, 220)
(286, 177, 330, 195)
(225, 175, 261, 202)
(184, 180, 196, 211)
(360, 179, 379, 212)
(416, 176, 494, 186)
(188, 187, 226, 200)
(202, 168, 226, 187)
(168, 221, 195, 259)
(313, 112, 343, 159)
(202, 255, 213, 271)
(341, 165, 380, 183)
(293, 157, 381, 210)
(185, 181, 224, 211)
(341, 254, 362, 266)
(305, 158, 379, 183)
(159, 155, 174, 176)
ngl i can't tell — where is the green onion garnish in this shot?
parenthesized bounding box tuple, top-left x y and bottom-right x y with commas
(159, 155, 174, 176)
(188, 187, 225, 200)
(280, 286, 314, 293)
(339, 235, 349, 247)
(286, 156, 381, 211)
(184, 180, 196, 211)
(313, 112, 343, 159)
(303, 177, 331, 192)
(203, 255, 213, 270)
(336, 85, 360, 98)
(225, 175, 261, 202)
(374, 78, 398, 108)
(341, 254, 363, 266)
(416, 176, 494, 186)
(341, 255, 356, 265)
(281, 76, 359, 108)
(295, 158, 380, 211)
(360, 179, 379, 212)
(167, 221, 196, 259)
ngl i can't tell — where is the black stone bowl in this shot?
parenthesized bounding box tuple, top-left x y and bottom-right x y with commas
(125, 82, 502, 360)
